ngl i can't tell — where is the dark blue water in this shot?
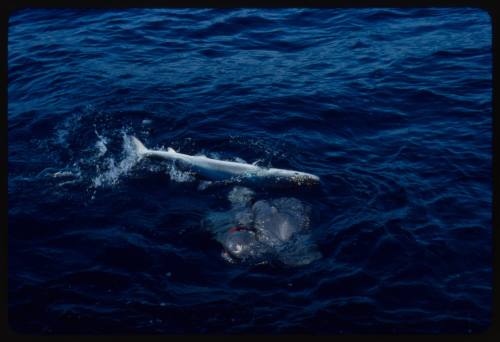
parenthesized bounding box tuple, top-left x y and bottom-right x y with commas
(8, 8, 492, 334)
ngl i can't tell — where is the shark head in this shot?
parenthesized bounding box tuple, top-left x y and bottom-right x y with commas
(264, 168, 320, 187)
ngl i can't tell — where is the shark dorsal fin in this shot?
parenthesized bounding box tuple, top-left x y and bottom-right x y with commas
(167, 147, 176, 153)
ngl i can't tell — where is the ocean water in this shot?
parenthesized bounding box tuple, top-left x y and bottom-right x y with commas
(7, 8, 492, 334)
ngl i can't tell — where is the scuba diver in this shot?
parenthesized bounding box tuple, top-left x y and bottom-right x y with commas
(205, 187, 321, 266)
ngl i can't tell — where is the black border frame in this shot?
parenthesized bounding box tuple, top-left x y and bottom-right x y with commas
(2, 0, 497, 340)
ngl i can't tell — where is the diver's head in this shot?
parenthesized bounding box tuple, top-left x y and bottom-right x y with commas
(222, 226, 262, 260)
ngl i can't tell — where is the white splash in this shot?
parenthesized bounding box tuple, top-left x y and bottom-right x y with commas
(92, 133, 140, 188)
(228, 186, 255, 207)
(166, 164, 195, 183)
(94, 130, 108, 158)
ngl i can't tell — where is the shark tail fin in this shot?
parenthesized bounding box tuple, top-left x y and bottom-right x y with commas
(131, 136, 149, 157)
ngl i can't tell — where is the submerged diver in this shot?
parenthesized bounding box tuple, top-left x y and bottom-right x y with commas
(205, 187, 321, 266)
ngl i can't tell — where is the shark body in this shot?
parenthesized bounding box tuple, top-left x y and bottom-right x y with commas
(131, 136, 320, 187)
